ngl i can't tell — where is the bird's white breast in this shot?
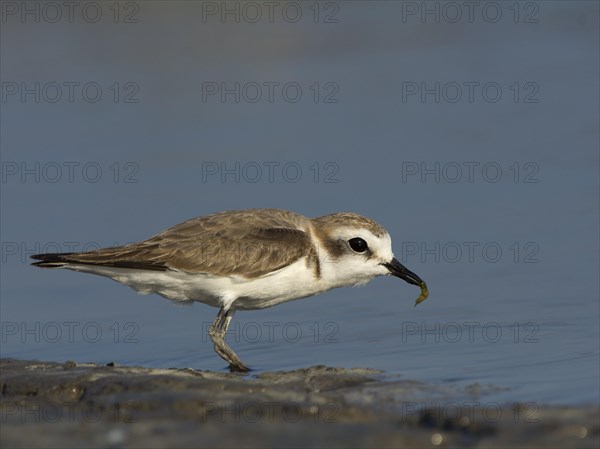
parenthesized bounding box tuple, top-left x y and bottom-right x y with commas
(64, 256, 336, 310)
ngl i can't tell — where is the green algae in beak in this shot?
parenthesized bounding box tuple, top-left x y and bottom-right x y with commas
(414, 281, 429, 306)
(382, 258, 428, 306)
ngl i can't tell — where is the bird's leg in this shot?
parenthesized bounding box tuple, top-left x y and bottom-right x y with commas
(208, 306, 249, 372)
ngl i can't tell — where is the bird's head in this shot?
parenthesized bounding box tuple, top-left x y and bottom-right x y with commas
(312, 213, 428, 305)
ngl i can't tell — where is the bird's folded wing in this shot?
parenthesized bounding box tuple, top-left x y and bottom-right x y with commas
(35, 210, 314, 278)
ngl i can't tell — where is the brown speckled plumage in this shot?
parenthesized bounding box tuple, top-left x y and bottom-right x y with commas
(31, 209, 388, 279)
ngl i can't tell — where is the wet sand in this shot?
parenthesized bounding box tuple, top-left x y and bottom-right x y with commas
(1, 358, 598, 448)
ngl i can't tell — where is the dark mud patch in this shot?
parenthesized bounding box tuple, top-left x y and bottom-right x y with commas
(1, 358, 598, 448)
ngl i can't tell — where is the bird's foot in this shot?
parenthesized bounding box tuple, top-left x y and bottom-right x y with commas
(228, 362, 250, 373)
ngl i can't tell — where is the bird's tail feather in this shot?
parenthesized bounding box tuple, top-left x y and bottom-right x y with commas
(30, 248, 168, 271)
(30, 252, 75, 268)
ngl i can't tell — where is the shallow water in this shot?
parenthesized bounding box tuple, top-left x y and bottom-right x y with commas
(1, 1, 598, 406)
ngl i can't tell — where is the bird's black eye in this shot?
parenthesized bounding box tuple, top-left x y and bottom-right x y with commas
(348, 237, 368, 253)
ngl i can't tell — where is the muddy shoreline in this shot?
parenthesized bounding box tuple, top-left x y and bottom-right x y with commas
(1, 358, 597, 448)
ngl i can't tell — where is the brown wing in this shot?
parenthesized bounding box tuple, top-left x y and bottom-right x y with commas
(31, 209, 313, 278)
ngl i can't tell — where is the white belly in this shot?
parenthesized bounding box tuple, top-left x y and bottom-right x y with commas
(63, 257, 333, 311)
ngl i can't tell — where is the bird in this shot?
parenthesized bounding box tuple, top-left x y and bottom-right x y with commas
(31, 208, 429, 372)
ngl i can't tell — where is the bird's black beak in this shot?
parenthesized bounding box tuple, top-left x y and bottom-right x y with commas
(384, 258, 423, 286)
(383, 258, 429, 305)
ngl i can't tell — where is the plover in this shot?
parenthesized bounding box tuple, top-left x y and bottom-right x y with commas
(31, 208, 428, 371)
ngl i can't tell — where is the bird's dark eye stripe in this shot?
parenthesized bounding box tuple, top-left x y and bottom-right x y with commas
(348, 237, 368, 253)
